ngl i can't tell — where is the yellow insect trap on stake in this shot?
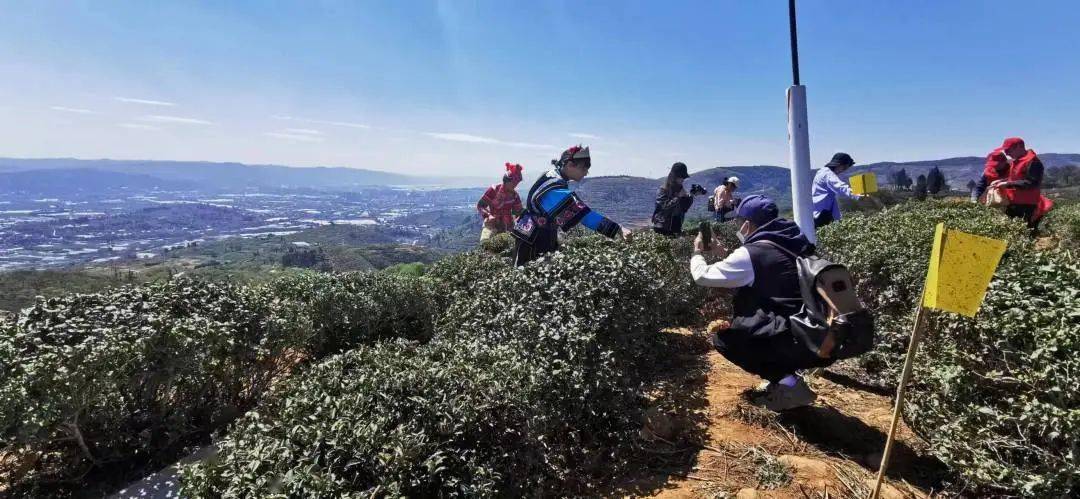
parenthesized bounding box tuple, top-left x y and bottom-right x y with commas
(849, 172, 878, 195)
(922, 223, 1007, 317)
(870, 223, 1006, 499)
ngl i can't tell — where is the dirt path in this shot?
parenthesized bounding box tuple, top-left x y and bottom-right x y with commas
(616, 327, 949, 498)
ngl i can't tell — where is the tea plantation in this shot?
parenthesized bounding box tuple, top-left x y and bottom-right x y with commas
(1, 202, 1077, 496)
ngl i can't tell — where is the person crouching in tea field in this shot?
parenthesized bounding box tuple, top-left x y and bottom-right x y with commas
(690, 195, 823, 410)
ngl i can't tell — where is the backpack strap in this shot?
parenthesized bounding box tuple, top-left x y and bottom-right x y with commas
(750, 239, 800, 260)
(752, 239, 826, 318)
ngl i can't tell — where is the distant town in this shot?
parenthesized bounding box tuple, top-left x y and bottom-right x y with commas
(0, 186, 481, 271)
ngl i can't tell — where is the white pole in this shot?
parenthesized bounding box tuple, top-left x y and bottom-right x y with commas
(786, 0, 816, 244)
(787, 85, 816, 244)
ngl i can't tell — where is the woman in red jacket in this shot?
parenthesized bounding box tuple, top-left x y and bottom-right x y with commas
(992, 137, 1053, 230)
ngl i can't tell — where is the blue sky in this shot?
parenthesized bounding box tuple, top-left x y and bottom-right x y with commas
(0, 1, 1077, 178)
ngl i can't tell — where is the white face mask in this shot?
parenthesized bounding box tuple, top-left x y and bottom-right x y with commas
(736, 221, 751, 243)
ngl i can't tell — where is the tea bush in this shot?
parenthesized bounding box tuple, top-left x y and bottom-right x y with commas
(910, 252, 1080, 495)
(0, 272, 439, 492)
(818, 200, 1080, 495)
(1042, 202, 1080, 251)
(478, 231, 515, 256)
(181, 341, 517, 497)
(181, 235, 705, 496)
(0, 278, 269, 487)
(257, 271, 438, 357)
(436, 234, 704, 483)
(817, 200, 1032, 383)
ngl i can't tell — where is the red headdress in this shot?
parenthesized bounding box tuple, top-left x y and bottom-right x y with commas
(504, 162, 523, 182)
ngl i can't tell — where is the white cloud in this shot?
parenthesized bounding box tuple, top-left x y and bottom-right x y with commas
(569, 133, 600, 140)
(284, 128, 322, 135)
(265, 131, 325, 143)
(114, 97, 176, 107)
(50, 106, 95, 114)
(313, 120, 370, 129)
(426, 132, 553, 149)
(118, 123, 161, 131)
(426, 132, 499, 144)
(140, 115, 214, 125)
(271, 115, 370, 129)
(503, 141, 556, 149)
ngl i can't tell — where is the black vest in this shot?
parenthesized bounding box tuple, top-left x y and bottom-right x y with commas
(729, 241, 803, 338)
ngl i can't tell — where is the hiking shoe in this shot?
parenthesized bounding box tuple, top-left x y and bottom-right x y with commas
(750, 378, 817, 411)
(752, 380, 772, 393)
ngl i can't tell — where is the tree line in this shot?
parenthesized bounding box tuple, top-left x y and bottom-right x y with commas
(886, 164, 1079, 200)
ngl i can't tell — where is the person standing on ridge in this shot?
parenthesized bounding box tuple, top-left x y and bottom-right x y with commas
(712, 176, 740, 222)
(476, 163, 524, 241)
(812, 152, 863, 229)
(652, 162, 702, 236)
(511, 145, 630, 266)
(690, 195, 823, 410)
(993, 137, 1052, 229)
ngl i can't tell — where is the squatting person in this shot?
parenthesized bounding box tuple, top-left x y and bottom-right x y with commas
(690, 194, 823, 411)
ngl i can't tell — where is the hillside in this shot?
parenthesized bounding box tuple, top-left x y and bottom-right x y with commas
(0, 223, 446, 312)
(0, 204, 261, 248)
(0, 169, 198, 196)
(851, 153, 1080, 188)
(577, 165, 792, 226)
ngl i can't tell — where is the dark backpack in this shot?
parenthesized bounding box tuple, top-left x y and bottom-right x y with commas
(758, 241, 875, 360)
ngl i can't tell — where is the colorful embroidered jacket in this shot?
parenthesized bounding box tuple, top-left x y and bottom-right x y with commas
(515, 169, 620, 252)
(477, 183, 523, 231)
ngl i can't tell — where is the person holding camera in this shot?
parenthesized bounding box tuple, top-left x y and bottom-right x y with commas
(712, 176, 740, 222)
(653, 162, 704, 236)
(691, 195, 821, 410)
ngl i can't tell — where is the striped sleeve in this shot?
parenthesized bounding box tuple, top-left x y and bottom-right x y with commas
(538, 187, 620, 237)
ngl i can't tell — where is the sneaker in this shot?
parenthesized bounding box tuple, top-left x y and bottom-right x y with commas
(752, 379, 772, 393)
(750, 377, 817, 411)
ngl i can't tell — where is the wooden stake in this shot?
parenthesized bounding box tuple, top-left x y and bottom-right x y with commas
(869, 304, 929, 499)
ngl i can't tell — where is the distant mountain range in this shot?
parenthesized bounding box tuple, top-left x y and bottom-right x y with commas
(0, 168, 199, 196)
(577, 165, 793, 225)
(1, 154, 1077, 205)
(579, 153, 1080, 225)
(0, 158, 487, 191)
(851, 153, 1080, 187)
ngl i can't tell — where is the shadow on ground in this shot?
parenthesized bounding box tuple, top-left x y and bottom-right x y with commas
(778, 405, 951, 491)
(603, 327, 713, 496)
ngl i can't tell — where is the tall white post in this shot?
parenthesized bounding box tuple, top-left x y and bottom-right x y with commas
(787, 85, 816, 243)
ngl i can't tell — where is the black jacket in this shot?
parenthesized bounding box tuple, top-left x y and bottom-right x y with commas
(652, 186, 693, 235)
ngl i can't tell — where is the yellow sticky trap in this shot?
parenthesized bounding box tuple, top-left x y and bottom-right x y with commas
(922, 223, 1007, 317)
(850, 173, 878, 195)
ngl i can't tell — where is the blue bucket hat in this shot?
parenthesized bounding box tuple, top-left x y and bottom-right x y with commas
(734, 194, 779, 227)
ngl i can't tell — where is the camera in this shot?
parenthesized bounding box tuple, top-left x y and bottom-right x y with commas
(690, 184, 707, 196)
